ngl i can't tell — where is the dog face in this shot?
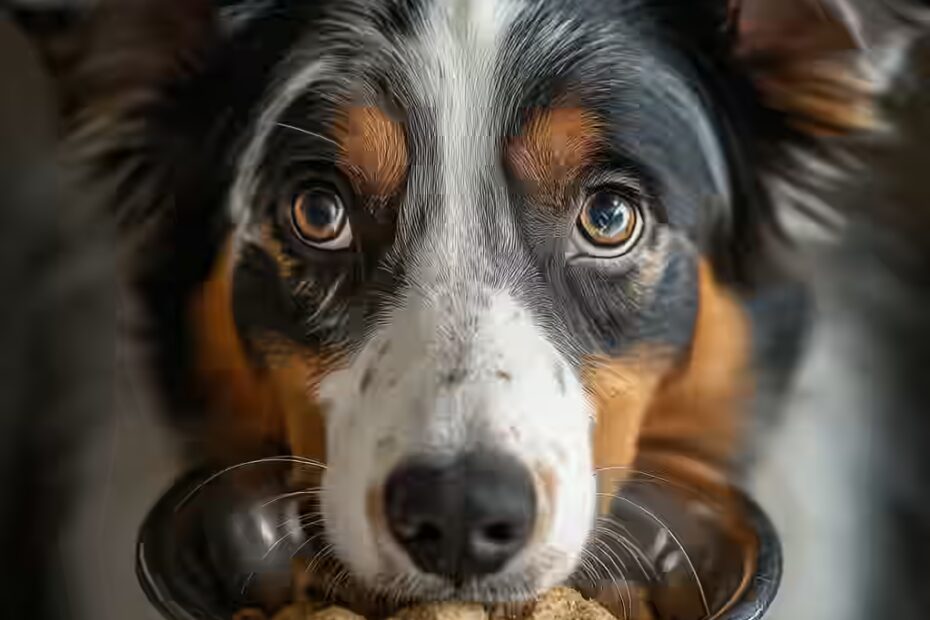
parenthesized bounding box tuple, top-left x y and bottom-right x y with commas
(207, 0, 747, 599)
(27, 0, 925, 606)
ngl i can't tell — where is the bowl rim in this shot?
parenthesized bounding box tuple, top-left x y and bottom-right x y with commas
(711, 491, 783, 620)
(136, 468, 782, 620)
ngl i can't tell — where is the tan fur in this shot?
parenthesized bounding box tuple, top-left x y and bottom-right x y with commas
(262, 343, 329, 463)
(752, 58, 879, 136)
(585, 349, 675, 472)
(508, 107, 602, 200)
(334, 106, 409, 198)
(586, 261, 756, 601)
(637, 261, 752, 469)
(190, 239, 329, 462)
(588, 261, 752, 474)
(190, 240, 285, 460)
(260, 222, 302, 279)
(737, 0, 882, 136)
(528, 467, 560, 549)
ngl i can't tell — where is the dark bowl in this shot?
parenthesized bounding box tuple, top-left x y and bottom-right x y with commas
(136, 461, 781, 620)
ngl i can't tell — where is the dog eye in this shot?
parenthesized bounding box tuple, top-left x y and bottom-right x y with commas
(289, 185, 353, 250)
(575, 189, 644, 256)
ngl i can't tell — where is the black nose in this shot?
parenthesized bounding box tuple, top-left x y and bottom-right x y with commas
(384, 450, 536, 580)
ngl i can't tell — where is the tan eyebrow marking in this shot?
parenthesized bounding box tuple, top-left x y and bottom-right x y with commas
(333, 106, 409, 198)
(508, 107, 602, 198)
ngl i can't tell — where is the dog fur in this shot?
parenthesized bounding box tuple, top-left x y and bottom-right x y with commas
(6, 0, 930, 617)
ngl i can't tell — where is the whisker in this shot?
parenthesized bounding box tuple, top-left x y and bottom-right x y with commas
(293, 528, 330, 563)
(576, 551, 598, 588)
(593, 466, 710, 500)
(264, 513, 325, 560)
(263, 530, 296, 560)
(608, 494, 710, 616)
(241, 571, 255, 596)
(304, 274, 347, 327)
(305, 542, 334, 579)
(324, 565, 351, 603)
(176, 456, 326, 511)
(595, 518, 655, 581)
(276, 511, 324, 529)
(386, 576, 401, 610)
(595, 538, 635, 620)
(584, 545, 629, 620)
(400, 574, 418, 607)
(276, 122, 340, 147)
(259, 488, 323, 510)
(297, 513, 326, 526)
(599, 516, 657, 577)
(384, 574, 408, 610)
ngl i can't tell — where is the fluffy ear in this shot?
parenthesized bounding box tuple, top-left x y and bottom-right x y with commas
(6, 0, 308, 432)
(10, 0, 217, 122)
(722, 0, 930, 263)
(6, 0, 293, 230)
(734, 0, 930, 137)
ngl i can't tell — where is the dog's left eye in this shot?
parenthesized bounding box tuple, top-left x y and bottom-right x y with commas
(574, 188, 644, 256)
(289, 184, 354, 250)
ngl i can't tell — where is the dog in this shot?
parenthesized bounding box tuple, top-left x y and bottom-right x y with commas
(9, 0, 929, 614)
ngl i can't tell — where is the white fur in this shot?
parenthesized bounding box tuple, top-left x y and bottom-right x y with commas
(229, 59, 329, 228)
(320, 2, 596, 593)
(414, 0, 525, 236)
(320, 289, 595, 593)
(226, 0, 599, 597)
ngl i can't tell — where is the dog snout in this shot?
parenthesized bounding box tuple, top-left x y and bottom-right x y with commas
(384, 450, 536, 580)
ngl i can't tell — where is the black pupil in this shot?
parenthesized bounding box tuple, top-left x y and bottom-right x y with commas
(303, 190, 340, 230)
(588, 192, 630, 237)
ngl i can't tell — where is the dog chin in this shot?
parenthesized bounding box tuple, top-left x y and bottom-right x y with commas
(322, 497, 587, 605)
(360, 560, 575, 605)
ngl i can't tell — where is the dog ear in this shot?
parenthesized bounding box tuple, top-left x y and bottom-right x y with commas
(733, 0, 930, 137)
(717, 0, 930, 277)
(6, 0, 293, 229)
(9, 1, 220, 122)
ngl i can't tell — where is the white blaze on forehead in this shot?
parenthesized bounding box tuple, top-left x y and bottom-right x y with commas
(412, 0, 524, 245)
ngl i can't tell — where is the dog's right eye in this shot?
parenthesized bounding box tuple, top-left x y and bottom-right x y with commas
(571, 185, 646, 259)
(289, 184, 354, 250)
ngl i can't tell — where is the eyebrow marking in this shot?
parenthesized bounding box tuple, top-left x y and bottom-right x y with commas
(333, 106, 409, 198)
(508, 107, 602, 199)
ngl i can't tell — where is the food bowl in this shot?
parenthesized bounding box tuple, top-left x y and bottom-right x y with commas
(136, 460, 781, 620)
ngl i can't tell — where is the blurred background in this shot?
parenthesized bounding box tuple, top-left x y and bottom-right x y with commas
(0, 10, 184, 620)
(1, 5, 929, 620)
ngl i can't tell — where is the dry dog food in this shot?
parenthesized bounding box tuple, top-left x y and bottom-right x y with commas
(236, 586, 656, 620)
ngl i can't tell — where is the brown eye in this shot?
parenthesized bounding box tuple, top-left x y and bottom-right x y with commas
(577, 190, 642, 252)
(290, 186, 352, 249)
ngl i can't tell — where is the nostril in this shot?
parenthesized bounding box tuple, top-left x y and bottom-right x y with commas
(396, 520, 443, 544)
(384, 451, 536, 579)
(417, 522, 443, 542)
(479, 521, 518, 545)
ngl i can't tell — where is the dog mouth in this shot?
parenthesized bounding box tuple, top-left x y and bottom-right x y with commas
(358, 570, 543, 607)
(293, 461, 557, 608)
(232, 478, 550, 615)
(136, 456, 781, 620)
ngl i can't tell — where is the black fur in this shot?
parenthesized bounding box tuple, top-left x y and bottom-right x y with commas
(6, 1, 930, 618)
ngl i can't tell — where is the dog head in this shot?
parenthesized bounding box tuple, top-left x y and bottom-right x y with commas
(21, 0, 927, 604)
(200, 0, 748, 599)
